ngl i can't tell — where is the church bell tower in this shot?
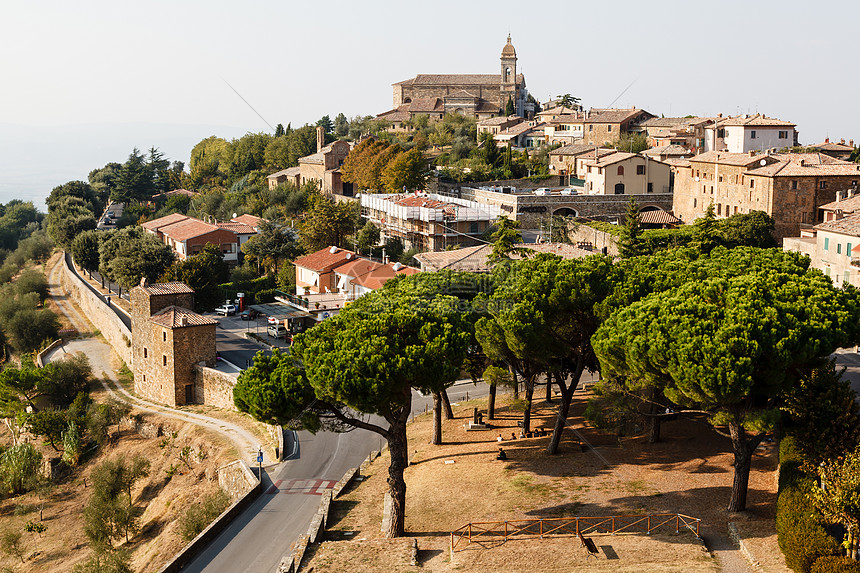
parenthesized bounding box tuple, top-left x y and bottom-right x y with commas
(500, 34, 517, 115)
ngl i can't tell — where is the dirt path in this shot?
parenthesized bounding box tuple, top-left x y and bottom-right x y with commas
(46, 255, 263, 463)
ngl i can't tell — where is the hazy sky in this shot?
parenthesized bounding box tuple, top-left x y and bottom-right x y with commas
(1, 0, 857, 207)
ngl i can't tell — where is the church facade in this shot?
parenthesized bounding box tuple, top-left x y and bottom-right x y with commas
(380, 35, 532, 124)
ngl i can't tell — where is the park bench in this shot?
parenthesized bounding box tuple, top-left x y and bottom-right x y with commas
(578, 530, 600, 559)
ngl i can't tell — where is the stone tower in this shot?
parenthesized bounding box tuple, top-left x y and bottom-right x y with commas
(500, 34, 517, 115)
(130, 280, 217, 406)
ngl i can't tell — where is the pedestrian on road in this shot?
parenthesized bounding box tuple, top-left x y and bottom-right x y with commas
(106, 296, 111, 306)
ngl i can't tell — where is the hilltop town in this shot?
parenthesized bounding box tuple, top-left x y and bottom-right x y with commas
(2, 34, 860, 573)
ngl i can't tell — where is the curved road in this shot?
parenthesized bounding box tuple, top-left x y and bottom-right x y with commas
(49, 254, 489, 572)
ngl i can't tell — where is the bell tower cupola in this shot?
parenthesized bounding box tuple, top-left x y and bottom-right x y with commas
(500, 34, 517, 114)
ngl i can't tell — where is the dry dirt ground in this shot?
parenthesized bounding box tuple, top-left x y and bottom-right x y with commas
(303, 392, 789, 573)
(0, 382, 233, 573)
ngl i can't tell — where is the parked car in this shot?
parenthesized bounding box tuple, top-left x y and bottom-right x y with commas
(239, 309, 259, 320)
(215, 304, 237, 316)
(267, 324, 289, 340)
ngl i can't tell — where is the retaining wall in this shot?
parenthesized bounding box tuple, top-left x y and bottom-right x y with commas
(60, 254, 133, 366)
(157, 460, 262, 573)
(194, 364, 238, 410)
(568, 224, 619, 256)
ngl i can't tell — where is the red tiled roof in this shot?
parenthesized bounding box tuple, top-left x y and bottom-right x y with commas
(217, 221, 257, 235)
(160, 218, 225, 242)
(293, 247, 358, 272)
(396, 73, 524, 86)
(639, 210, 681, 225)
(149, 306, 219, 328)
(139, 282, 195, 296)
(352, 263, 420, 290)
(231, 214, 265, 227)
(819, 194, 860, 212)
(333, 258, 382, 278)
(141, 213, 190, 231)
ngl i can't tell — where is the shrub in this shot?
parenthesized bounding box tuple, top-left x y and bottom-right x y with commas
(776, 436, 841, 572)
(811, 556, 860, 573)
(179, 489, 231, 542)
(0, 443, 43, 495)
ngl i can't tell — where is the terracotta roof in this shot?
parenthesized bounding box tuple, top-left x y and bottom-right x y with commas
(819, 194, 860, 212)
(581, 151, 639, 167)
(643, 144, 692, 157)
(268, 166, 301, 178)
(217, 221, 257, 235)
(745, 153, 860, 177)
(688, 152, 766, 167)
(408, 97, 444, 113)
(815, 141, 854, 152)
(139, 282, 195, 296)
(639, 210, 681, 225)
(396, 73, 524, 86)
(160, 218, 226, 242)
(377, 109, 412, 122)
(537, 106, 580, 117)
(478, 116, 523, 127)
(333, 257, 381, 278)
(413, 243, 595, 272)
(141, 213, 190, 231)
(663, 157, 692, 168)
(294, 247, 357, 273)
(716, 113, 795, 128)
(497, 122, 545, 138)
(639, 117, 712, 128)
(231, 214, 264, 227)
(585, 108, 654, 125)
(351, 262, 420, 290)
(814, 212, 860, 237)
(550, 144, 602, 157)
(149, 306, 219, 329)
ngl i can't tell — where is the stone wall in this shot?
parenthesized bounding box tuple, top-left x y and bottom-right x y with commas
(568, 224, 619, 256)
(194, 365, 238, 410)
(60, 256, 133, 366)
(217, 459, 258, 501)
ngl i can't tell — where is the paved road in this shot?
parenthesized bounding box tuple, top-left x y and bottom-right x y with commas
(182, 378, 489, 573)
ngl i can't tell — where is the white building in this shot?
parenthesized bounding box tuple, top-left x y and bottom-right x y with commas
(704, 114, 797, 153)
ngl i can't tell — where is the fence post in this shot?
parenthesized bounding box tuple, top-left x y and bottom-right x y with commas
(504, 520, 508, 541)
(675, 515, 679, 534)
(612, 516, 616, 535)
(468, 523, 472, 544)
(576, 518, 579, 536)
(696, 519, 700, 538)
(540, 519, 543, 539)
(647, 514, 651, 535)
(450, 532, 454, 553)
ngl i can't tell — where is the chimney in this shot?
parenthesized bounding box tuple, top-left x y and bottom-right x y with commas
(799, 159, 805, 167)
(718, 113, 722, 118)
(825, 137, 830, 143)
(316, 125, 324, 153)
(749, 150, 756, 157)
(179, 315, 187, 327)
(851, 139, 855, 147)
(836, 191, 843, 202)
(841, 138, 846, 145)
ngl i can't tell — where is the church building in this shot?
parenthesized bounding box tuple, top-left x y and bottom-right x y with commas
(378, 35, 533, 125)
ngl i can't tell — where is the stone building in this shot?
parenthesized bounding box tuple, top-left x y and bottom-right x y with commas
(380, 35, 532, 122)
(130, 280, 218, 406)
(703, 114, 797, 153)
(267, 127, 354, 196)
(577, 152, 672, 196)
(673, 151, 860, 239)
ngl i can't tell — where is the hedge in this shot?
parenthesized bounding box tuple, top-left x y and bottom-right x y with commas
(811, 556, 860, 573)
(777, 436, 841, 572)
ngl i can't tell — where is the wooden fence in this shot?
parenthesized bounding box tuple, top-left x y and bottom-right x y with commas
(450, 513, 701, 552)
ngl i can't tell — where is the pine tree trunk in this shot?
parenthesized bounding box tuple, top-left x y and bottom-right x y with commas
(385, 420, 409, 538)
(441, 389, 454, 420)
(487, 383, 496, 420)
(431, 392, 442, 445)
(545, 372, 553, 403)
(547, 370, 583, 455)
(522, 379, 535, 434)
(727, 420, 761, 513)
(648, 415, 661, 444)
(511, 369, 519, 399)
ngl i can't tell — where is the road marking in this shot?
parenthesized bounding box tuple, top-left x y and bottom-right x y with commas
(267, 479, 337, 495)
